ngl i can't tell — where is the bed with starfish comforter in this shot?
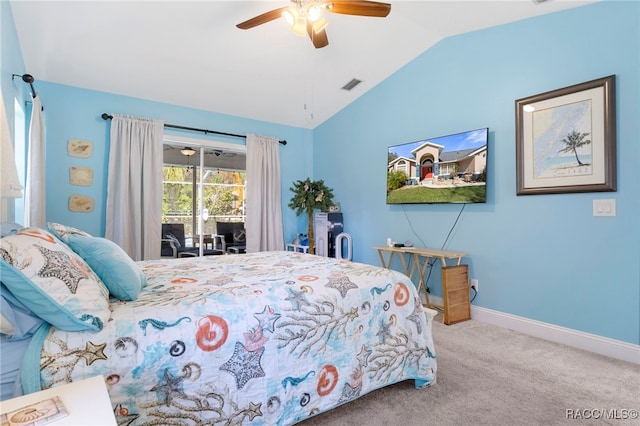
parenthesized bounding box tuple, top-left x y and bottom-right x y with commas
(14, 248, 436, 425)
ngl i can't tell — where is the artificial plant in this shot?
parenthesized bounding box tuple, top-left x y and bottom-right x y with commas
(288, 178, 335, 254)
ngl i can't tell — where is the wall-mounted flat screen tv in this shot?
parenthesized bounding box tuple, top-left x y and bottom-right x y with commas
(387, 127, 488, 204)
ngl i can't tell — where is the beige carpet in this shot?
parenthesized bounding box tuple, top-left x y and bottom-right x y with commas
(298, 315, 640, 426)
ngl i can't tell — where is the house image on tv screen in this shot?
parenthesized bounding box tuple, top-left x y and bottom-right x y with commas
(387, 128, 488, 204)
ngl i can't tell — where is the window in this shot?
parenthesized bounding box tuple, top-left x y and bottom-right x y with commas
(162, 136, 246, 245)
(439, 162, 457, 178)
(12, 98, 26, 222)
(395, 160, 408, 174)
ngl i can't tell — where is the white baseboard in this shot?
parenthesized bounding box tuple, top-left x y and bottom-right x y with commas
(428, 295, 640, 365)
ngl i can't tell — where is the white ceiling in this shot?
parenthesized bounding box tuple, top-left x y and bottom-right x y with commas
(10, 0, 595, 129)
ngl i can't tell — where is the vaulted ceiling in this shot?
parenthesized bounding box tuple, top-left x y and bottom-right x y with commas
(10, 1, 595, 129)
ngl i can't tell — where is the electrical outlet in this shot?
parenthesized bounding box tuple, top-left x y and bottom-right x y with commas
(470, 279, 479, 292)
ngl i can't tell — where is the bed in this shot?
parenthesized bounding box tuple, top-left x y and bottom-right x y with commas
(0, 224, 437, 425)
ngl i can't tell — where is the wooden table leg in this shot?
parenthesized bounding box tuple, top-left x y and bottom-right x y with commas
(377, 249, 395, 269)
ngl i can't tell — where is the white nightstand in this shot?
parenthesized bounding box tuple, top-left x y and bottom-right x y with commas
(0, 375, 116, 425)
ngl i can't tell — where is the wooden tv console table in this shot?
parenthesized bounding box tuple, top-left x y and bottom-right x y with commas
(373, 246, 467, 319)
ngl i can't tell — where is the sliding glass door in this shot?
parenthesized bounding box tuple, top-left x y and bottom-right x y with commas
(162, 137, 246, 254)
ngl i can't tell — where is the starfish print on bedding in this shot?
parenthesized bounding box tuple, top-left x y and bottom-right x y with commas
(325, 274, 357, 298)
(376, 319, 392, 343)
(220, 341, 265, 389)
(246, 402, 263, 421)
(356, 345, 372, 367)
(285, 287, 311, 310)
(78, 341, 108, 366)
(150, 368, 186, 405)
(36, 245, 87, 293)
(254, 305, 281, 332)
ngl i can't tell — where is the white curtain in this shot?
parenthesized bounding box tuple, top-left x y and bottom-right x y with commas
(105, 115, 164, 261)
(24, 96, 45, 227)
(0, 89, 23, 199)
(246, 134, 284, 252)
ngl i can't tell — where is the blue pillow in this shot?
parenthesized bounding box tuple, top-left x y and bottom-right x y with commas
(64, 235, 147, 301)
(45, 222, 91, 244)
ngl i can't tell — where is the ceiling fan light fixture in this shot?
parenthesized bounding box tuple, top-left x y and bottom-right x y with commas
(282, 8, 297, 26)
(180, 147, 196, 156)
(307, 4, 322, 22)
(312, 16, 328, 34)
(291, 17, 307, 36)
(238, 0, 391, 49)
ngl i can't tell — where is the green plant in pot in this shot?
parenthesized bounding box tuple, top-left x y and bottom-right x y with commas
(288, 178, 334, 255)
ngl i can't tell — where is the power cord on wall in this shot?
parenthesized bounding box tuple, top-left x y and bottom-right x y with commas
(470, 286, 477, 303)
(402, 203, 466, 293)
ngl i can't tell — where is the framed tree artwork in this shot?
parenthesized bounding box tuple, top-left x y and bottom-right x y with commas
(515, 75, 616, 195)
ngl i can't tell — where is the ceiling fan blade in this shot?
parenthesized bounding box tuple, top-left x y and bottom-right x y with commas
(236, 7, 288, 30)
(325, 1, 391, 17)
(307, 20, 329, 49)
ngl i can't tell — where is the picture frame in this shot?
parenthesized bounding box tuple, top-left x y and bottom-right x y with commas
(515, 75, 616, 195)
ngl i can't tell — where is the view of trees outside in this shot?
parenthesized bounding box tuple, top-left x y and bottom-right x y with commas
(162, 165, 246, 238)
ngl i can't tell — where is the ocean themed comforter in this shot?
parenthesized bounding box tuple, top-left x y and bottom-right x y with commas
(23, 251, 437, 425)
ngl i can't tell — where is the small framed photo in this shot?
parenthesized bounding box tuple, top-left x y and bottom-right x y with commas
(515, 75, 616, 195)
(1, 396, 68, 426)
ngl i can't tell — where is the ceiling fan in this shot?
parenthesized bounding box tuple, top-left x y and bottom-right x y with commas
(236, 0, 391, 49)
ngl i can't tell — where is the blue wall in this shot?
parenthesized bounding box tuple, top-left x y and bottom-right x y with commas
(2, 1, 311, 240)
(3, 2, 638, 346)
(313, 2, 640, 345)
(1, 0, 29, 120)
(28, 83, 312, 238)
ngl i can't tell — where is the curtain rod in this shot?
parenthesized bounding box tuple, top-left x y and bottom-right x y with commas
(12, 74, 36, 98)
(101, 113, 286, 145)
(12, 73, 44, 110)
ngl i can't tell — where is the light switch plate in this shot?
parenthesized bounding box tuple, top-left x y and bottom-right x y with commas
(593, 199, 616, 216)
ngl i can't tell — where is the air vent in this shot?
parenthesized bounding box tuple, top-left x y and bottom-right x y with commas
(341, 78, 362, 91)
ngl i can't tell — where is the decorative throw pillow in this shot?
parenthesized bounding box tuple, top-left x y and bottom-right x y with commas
(0, 227, 110, 331)
(47, 222, 146, 301)
(64, 235, 147, 301)
(46, 222, 91, 244)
